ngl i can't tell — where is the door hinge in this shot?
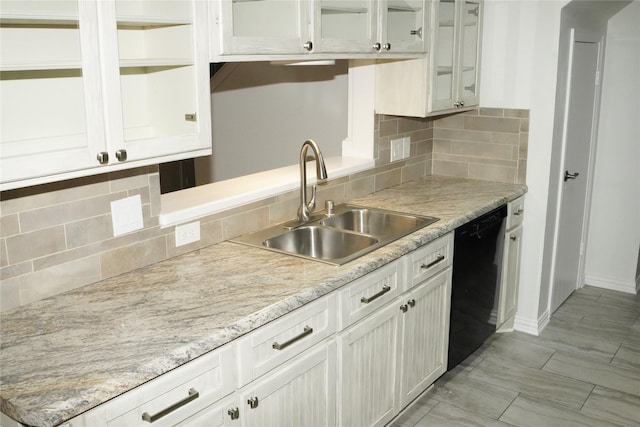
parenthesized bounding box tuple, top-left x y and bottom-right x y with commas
(185, 113, 197, 122)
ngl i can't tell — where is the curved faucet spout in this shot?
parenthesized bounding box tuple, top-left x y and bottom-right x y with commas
(297, 139, 328, 223)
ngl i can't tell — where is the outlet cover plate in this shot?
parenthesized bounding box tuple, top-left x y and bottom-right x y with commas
(111, 195, 144, 237)
(391, 138, 404, 162)
(402, 137, 411, 159)
(175, 221, 201, 247)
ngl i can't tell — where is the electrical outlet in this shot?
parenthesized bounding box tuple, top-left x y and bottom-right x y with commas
(175, 221, 201, 247)
(391, 138, 403, 162)
(111, 195, 144, 237)
(402, 137, 411, 159)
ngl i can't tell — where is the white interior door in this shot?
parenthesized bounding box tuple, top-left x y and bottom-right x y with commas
(551, 40, 601, 313)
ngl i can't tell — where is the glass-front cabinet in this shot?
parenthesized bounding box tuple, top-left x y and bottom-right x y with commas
(212, 0, 428, 57)
(0, 0, 211, 191)
(431, 0, 481, 111)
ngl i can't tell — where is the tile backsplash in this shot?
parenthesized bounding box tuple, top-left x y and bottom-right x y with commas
(0, 107, 528, 312)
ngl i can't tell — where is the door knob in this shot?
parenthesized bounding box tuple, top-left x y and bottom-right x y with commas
(564, 170, 579, 181)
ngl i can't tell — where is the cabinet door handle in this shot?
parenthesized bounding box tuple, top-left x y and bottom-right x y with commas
(513, 209, 524, 216)
(247, 397, 259, 409)
(510, 235, 517, 242)
(400, 304, 408, 313)
(421, 255, 445, 270)
(228, 407, 240, 420)
(115, 149, 127, 162)
(360, 285, 391, 303)
(407, 299, 416, 308)
(272, 326, 313, 350)
(303, 41, 313, 51)
(97, 152, 109, 164)
(373, 42, 381, 51)
(141, 388, 199, 423)
(383, 42, 391, 51)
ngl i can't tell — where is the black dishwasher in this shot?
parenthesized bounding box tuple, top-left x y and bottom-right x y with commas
(448, 205, 506, 370)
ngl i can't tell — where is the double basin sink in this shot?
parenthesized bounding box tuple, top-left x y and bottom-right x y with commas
(231, 204, 439, 265)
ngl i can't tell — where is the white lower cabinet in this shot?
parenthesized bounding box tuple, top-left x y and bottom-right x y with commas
(497, 196, 525, 330)
(397, 269, 451, 407)
(238, 340, 337, 426)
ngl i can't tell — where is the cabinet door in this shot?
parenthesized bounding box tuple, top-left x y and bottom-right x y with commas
(337, 302, 400, 427)
(0, 0, 107, 189)
(378, 0, 427, 53)
(398, 268, 451, 407)
(216, 0, 311, 55)
(497, 225, 522, 328)
(456, 0, 481, 108)
(239, 341, 336, 427)
(174, 396, 241, 427)
(429, 0, 458, 111)
(313, 0, 376, 53)
(98, 0, 211, 165)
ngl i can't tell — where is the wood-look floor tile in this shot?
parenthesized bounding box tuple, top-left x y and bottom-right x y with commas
(581, 386, 640, 427)
(415, 402, 512, 427)
(468, 356, 594, 409)
(389, 392, 439, 426)
(611, 344, 640, 371)
(499, 395, 626, 427)
(426, 370, 518, 419)
(485, 332, 555, 369)
(560, 294, 638, 325)
(534, 320, 620, 361)
(542, 352, 640, 397)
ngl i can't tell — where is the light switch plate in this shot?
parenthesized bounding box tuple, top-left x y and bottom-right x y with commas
(175, 221, 201, 247)
(111, 195, 144, 237)
(391, 138, 403, 162)
(402, 137, 411, 159)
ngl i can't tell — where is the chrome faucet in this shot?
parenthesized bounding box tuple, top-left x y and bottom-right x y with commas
(296, 139, 328, 223)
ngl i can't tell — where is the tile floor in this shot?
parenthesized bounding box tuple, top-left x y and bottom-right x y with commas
(390, 285, 640, 427)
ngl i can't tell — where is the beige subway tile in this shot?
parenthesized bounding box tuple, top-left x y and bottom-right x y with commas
(345, 175, 375, 200)
(504, 109, 529, 119)
(108, 167, 151, 193)
(269, 197, 299, 224)
(0, 176, 109, 215)
(460, 108, 479, 116)
(450, 141, 514, 160)
(149, 173, 162, 217)
(1, 278, 21, 312)
(464, 116, 521, 133)
(520, 133, 529, 159)
(0, 239, 7, 268)
(490, 132, 520, 145)
(433, 152, 517, 168)
(0, 261, 32, 282)
(317, 183, 346, 210)
(407, 127, 433, 143)
(512, 146, 520, 160)
(221, 206, 270, 240)
(378, 135, 391, 151)
(101, 236, 166, 279)
(402, 161, 427, 183)
(433, 128, 492, 143)
(434, 113, 466, 129)
(379, 118, 399, 137)
(398, 116, 433, 133)
(19, 192, 127, 234)
(167, 220, 224, 258)
(0, 214, 20, 237)
(479, 108, 504, 117)
(520, 118, 529, 133)
(468, 163, 516, 183)
(374, 168, 402, 192)
(518, 160, 528, 184)
(433, 160, 469, 178)
(433, 140, 452, 153)
(65, 215, 113, 249)
(415, 139, 433, 157)
(6, 226, 66, 264)
(20, 255, 102, 306)
(129, 186, 150, 205)
(377, 149, 392, 166)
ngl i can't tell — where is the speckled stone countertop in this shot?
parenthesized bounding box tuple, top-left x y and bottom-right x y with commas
(0, 176, 526, 427)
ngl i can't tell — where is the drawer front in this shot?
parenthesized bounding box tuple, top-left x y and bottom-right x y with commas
(405, 233, 453, 290)
(105, 344, 236, 427)
(337, 260, 402, 331)
(507, 196, 525, 229)
(237, 293, 336, 387)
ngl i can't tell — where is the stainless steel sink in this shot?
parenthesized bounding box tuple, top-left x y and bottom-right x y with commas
(264, 226, 379, 263)
(231, 204, 439, 265)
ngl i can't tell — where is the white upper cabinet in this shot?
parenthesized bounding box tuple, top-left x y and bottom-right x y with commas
(210, 0, 428, 58)
(375, 0, 483, 117)
(0, 0, 211, 191)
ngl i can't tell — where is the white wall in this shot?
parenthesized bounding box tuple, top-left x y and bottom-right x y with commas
(481, 0, 569, 334)
(585, 2, 640, 293)
(197, 61, 348, 183)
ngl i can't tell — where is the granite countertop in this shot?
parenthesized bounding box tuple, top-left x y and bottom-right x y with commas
(0, 176, 526, 427)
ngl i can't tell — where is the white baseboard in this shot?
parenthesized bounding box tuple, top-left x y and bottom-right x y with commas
(585, 274, 638, 295)
(513, 309, 550, 336)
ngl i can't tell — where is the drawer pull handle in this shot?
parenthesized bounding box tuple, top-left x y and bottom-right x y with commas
(421, 255, 445, 269)
(228, 407, 240, 420)
(513, 209, 524, 216)
(272, 326, 313, 350)
(141, 388, 199, 423)
(361, 285, 391, 303)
